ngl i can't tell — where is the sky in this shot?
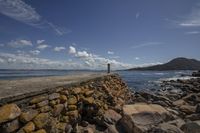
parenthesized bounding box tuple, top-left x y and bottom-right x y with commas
(0, 0, 200, 70)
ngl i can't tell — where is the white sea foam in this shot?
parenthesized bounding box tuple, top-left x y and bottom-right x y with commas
(159, 76, 197, 81)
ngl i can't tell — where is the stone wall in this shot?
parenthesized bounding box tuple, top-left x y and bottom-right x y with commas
(0, 74, 132, 133)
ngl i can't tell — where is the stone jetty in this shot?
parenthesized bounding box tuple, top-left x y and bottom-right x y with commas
(0, 73, 200, 133)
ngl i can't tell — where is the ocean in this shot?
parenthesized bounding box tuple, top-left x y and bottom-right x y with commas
(0, 69, 193, 91)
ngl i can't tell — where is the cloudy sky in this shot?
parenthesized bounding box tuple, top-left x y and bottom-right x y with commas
(0, 0, 200, 70)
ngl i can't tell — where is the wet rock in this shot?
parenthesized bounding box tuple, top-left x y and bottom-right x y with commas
(1, 119, 20, 133)
(0, 104, 21, 124)
(33, 113, 49, 129)
(30, 95, 48, 104)
(120, 103, 171, 133)
(180, 121, 200, 133)
(49, 93, 60, 100)
(23, 121, 35, 133)
(20, 109, 39, 123)
(52, 104, 64, 117)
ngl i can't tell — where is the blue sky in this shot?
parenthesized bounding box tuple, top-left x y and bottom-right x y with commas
(0, 0, 200, 69)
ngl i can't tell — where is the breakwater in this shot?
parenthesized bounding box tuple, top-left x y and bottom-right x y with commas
(0, 73, 200, 133)
(0, 74, 132, 133)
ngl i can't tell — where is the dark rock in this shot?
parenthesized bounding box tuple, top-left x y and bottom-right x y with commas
(196, 103, 200, 113)
(1, 119, 20, 133)
(151, 123, 183, 133)
(180, 121, 200, 133)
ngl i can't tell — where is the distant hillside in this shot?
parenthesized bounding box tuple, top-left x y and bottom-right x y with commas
(129, 57, 200, 71)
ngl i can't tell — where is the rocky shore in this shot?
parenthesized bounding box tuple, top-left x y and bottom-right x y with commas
(0, 74, 200, 133)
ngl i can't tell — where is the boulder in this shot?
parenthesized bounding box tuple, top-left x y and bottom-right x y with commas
(84, 90, 94, 97)
(36, 100, 49, 108)
(52, 104, 64, 117)
(60, 95, 67, 103)
(23, 122, 35, 133)
(179, 105, 196, 114)
(167, 119, 185, 128)
(120, 103, 170, 133)
(180, 121, 200, 133)
(1, 119, 20, 133)
(20, 109, 39, 123)
(103, 109, 122, 124)
(72, 87, 82, 95)
(105, 125, 119, 133)
(186, 113, 200, 121)
(32, 129, 47, 133)
(0, 104, 21, 124)
(33, 113, 49, 129)
(151, 123, 183, 133)
(30, 95, 48, 104)
(68, 105, 77, 111)
(39, 106, 52, 113)
(67, 95, 77, 105)
(49, 93, 60, 100)
(196, 103, 200, 113)
(173, 99, 187, 107)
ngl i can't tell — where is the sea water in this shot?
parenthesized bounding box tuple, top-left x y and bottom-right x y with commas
(0, 69, 193, 91)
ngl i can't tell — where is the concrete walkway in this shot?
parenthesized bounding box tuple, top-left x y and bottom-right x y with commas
(0, 72, 106, 102)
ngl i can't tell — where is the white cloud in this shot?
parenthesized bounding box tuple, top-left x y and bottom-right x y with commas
(0, 44, 4, 47)
(131, 42, 163, 49)
(0, 52, 81, 69)
(37, 40, 45, 44)
(177, 3, 200, 27)
(0, 0, 66, 35)
(107, 51, 114, 55)
(136, 12, 140, 19)
(8, 39, 32, 48)
(54, 47, 66, 52)
(68, 46, 133, 70)
(37, 44, 49, 50)
(30, 50, 40, 55)
(69, 46, 76, 54)
(135, 57, 140, 60)
(185, 31, 200, 35)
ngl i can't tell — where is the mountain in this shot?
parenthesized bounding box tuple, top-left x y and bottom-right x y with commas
(129, 57, 200, 71)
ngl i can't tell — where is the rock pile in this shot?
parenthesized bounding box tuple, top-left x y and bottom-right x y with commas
(0, 74, 200, 133)
(0, 74, 133, 133)
(132, 77, 200, 133)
